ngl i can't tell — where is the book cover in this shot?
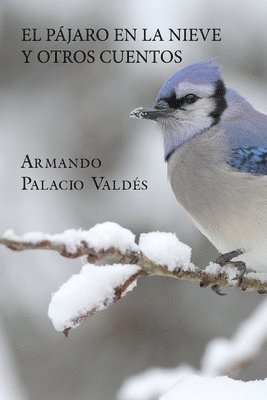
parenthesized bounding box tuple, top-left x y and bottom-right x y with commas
(1, 1, 266, 399)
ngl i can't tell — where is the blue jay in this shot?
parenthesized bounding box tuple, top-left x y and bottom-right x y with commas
(131, 60, 267, 284)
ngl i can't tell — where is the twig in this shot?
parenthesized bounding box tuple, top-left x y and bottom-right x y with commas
(1, 236, 266, 294)
(62, 270, 144, 337)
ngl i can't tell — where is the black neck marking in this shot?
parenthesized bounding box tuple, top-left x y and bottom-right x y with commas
(209, 79, 227, 125)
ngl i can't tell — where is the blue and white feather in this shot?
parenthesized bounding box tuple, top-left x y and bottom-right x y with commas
(133, 59, 267, 272)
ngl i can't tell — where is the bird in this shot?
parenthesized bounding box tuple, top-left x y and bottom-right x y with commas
(130, 59, 267, 284)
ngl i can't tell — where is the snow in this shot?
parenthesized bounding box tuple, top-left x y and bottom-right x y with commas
(48, 263, 140, 332)
(205, 262, 221, 275)
(117, 366, 195, 400)
(201, 298, 267, 375)
(4, 222, 139, 254)
(85, 222, 139, 253)
(246, 271, 267, 283)
(118, 296, 267, 400)
(205, 262, 239, 283)
(139, 232, 192, 271)
(117, 291, 267, 400)
(160, 375, 267, 400)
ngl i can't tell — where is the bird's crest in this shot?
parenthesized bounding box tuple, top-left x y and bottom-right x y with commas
(156, 59, 221, 100)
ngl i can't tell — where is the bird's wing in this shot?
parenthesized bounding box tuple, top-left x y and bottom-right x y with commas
(219, 102, 267, 175)
(226, 146, 267, 175)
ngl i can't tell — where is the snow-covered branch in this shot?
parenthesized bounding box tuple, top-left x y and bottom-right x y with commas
(1, 222, 267, 399)
(49, 263, 143, 337)
(201, 297, 267, 376)
(119, 373, 267, 400)
(1, 224, 267, 293)
(0, 222, 267, 335)
(118, 298, 267, 400)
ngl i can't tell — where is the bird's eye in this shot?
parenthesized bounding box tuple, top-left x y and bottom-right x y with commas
(184, 94, 198, 104)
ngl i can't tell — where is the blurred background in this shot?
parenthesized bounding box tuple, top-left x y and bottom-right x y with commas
(0, 0, 267, 399)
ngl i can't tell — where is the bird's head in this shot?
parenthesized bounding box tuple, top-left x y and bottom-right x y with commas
(131, 60, 227, 159)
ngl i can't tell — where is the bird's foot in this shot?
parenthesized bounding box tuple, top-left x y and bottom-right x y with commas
(257, 289, 267, 295)
(212, 249, 244, 295)
(211, 284, 227, 296)
(230, 261, 247, 290)
(215, 249, 243, 266)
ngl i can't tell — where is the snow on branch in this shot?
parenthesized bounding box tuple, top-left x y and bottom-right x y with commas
(117, 365, 196, 400)
(0, 222, 267, 335)
(48, 263, 142, 337)
(118, 368, 267, 400)
(117, 298, 267, 400)
(119, 369, 267, 400)
(201, 297, 267, 376)
(160, 375, 267, 400)
(1, 223, 140, 262)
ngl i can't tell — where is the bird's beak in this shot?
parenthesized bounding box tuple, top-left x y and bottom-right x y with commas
(130, 105, 174, 121)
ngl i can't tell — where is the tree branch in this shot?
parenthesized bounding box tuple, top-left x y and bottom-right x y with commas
(1, 224, 267, 335)
(62, 269, 144, 337)
(1, 232, 266, 294)
(0, 236, 139, 263)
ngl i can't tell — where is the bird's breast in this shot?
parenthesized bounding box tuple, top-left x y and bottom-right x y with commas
(167, 127, 267, 266)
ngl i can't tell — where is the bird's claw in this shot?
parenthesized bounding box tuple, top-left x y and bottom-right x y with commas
(230, 261, 247, 290)
(211, 284, 227, 296)
(215, 249, 243, 266)
(257, 289, 267, 295)
(200, 280, 227, 296)
(213, 249, 246, 293)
